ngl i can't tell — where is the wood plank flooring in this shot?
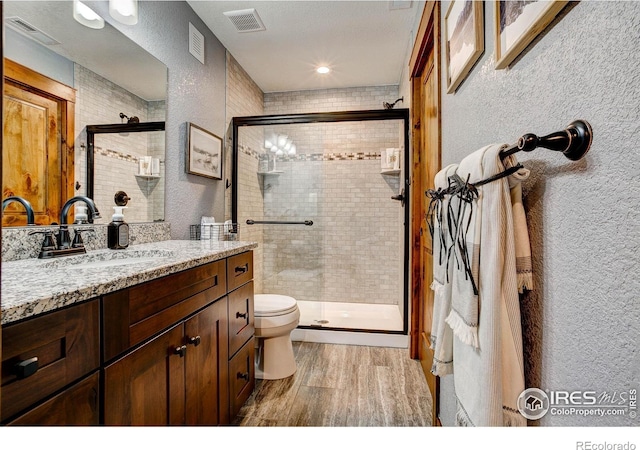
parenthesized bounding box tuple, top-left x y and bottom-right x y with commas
(233, 341, 433, 426)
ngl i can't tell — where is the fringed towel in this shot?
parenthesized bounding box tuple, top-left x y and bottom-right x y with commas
(428, 143, 534, 426)
(429, 164, 458, 376)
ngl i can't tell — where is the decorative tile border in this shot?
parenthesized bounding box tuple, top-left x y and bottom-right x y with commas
(94, 146, 165, 164)
(239, 145, 381, 162)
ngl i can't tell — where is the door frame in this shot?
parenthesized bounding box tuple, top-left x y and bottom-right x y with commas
(408, 1, 442, 426)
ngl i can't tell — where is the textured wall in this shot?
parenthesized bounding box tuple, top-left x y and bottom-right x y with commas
(435, 1, 640, 426)
(89, 1, 228, 239)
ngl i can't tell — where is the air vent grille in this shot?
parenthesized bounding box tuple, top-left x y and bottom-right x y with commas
(223, 9, 266, 33)
(5, 16, 60, 46)
(189, 22, 205, 64)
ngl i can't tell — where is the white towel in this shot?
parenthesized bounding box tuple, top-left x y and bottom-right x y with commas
(450, 143, 528, 427)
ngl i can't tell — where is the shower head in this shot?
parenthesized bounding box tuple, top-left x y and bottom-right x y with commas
(383, 97, 404, 110)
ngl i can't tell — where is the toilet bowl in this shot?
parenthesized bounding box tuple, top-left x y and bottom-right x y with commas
(254, 294, 300, 380)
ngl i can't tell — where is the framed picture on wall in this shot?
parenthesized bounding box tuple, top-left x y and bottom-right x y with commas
(445, 0, 484, 94)
(495, 0, 569, 69)
(186, 122, 223, 179)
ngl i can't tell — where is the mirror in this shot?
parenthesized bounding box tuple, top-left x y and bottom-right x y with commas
(3, 0, 167, 226)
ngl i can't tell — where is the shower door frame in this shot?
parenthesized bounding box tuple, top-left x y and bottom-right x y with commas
(231, 109, 411, 335)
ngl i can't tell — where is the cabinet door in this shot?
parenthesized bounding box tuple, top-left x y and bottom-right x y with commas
(104, 325, 185, 425)
(8, 372, 99, 425)
(184, 298, 229, 425)
(1, 299, 99, 422)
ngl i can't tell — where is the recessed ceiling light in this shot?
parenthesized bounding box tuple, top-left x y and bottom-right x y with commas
(316, 66, 330, 74)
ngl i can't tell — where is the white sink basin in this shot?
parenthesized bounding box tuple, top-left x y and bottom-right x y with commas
(42, 249, 175, 270)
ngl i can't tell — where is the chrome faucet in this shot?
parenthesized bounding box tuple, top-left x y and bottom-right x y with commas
(57, 196, 101, 250)
(2, 196, 35, 225)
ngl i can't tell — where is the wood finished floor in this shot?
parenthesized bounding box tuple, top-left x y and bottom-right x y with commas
(233, 342, 433, 427)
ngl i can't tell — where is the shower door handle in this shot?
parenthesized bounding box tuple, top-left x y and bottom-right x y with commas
(391, 189, 405, 206)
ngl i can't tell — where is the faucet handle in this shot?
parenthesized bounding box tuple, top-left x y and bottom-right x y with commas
(71, 228, 95, 248)
(28, 230, 57, 251)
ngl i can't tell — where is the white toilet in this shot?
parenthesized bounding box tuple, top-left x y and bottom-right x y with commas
(254, 294, 300, 380)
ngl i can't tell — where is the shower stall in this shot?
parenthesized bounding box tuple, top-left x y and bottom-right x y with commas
(232, 110, 410, 345)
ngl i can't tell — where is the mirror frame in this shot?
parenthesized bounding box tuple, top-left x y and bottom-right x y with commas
(86, 121, 165, 200)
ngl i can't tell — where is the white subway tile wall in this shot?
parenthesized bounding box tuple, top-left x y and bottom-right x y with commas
(74, 64, 165, 224)
(225, 52, 265, 293)
(236, 86, 404, 306)
(227, 68, 404, 306)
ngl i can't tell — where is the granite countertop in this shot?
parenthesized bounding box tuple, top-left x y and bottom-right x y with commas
(1, 240, 258, 325)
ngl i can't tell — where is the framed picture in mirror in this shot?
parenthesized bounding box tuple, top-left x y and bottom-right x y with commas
(186, 123, 223, 180)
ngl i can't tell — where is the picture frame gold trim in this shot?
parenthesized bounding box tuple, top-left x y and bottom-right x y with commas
(445, 0, 484, 94)
(495, 0, 568, 70)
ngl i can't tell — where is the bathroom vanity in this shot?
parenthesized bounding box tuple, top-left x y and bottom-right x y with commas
(1, 240, 256, 425)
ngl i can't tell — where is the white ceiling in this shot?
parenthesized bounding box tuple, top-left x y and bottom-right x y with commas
(188, 0, 423, 93)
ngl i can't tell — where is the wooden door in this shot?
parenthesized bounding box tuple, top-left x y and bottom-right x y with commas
(3, 59, 75, 226)
(103, 324, 186, 425)
(184, 298, 229, 425)
(3, 82, 61, 225)
(410, 1, 441, 426)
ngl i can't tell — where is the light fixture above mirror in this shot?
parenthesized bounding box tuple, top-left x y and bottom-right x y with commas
(109, 0, 138, 25)
(73, 0, 139, 28)
(73, 0, 104, 29)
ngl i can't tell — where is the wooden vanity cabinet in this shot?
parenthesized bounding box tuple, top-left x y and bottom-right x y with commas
(1, 250, 255, 426)
(1, 299, 100, 425)
(226, 253, 255, 418)
(102, 252, 254, 425)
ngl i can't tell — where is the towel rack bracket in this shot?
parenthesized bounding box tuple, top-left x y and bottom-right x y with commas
(501, 119, 593, 161)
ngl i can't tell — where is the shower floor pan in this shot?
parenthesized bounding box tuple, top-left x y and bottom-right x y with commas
(292, 300, 407, 348)
(295, 300, 403, 332)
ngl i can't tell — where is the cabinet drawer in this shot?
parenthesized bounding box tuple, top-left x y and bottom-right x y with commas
(8, 372, 99, 425)
(1, 299, 99, 422)
(227, 251, 253, 292)
(228, 281, 254, 357)
(103, 260, 227, 361)
(229, 337, 255, 419)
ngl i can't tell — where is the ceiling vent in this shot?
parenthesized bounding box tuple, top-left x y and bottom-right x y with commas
(223, 9, 266, 33)
(5, 16, 60, 46)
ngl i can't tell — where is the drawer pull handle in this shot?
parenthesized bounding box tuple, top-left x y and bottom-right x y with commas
(173, 345, 187, 357)
(14, 357, 39, 379)
(237, 372, 250, 381)
(236, 311, 248, 319)
(187, 335, 201, 347)
(235, 264, 249, 274)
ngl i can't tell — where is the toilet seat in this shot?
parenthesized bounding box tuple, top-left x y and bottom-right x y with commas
(255, 294, 298, 317)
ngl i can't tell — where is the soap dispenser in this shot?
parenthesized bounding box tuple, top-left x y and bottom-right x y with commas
(108, 206, 129, 249)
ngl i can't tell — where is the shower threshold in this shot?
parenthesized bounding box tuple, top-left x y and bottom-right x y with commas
(295, 300, 403, 332)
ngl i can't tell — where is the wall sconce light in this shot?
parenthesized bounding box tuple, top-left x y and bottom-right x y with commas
(73, 0, 105, 29)
(109, 0, 139, 25)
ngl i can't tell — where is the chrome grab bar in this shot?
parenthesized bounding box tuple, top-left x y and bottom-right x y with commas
(246, 219, 313, 226)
